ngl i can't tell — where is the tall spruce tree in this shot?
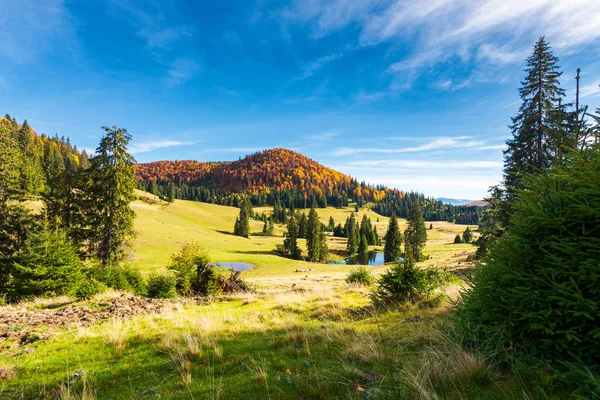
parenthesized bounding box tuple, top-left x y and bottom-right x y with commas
(234, 197, 250, 238)
(87, 126, 136, 265)
(404, 201, 427, 261)
(383, 214, 402, 263)
(306, 208, 328, 262)
(283, 213, 300, 258)
(504, 37, 565, 198)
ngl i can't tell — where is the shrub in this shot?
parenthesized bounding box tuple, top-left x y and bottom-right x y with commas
(74, 278, 105, 300)
(371, 255, 449, 305)
(454, 234, 462, 244)
(90, 264, 147, 296)
(168, 243, 210, 295)
(454, 151, 600, 370)
(147, 274, 177, 299)
(11, 229, 84, 299)
(346, 266, 375, 285)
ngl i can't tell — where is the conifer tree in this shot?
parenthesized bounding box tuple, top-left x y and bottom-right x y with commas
(306, 208, 328, 262)
(462, 226, 473, 243)
(358, 233, 369, 258)
(298, 212, 308, 238)
(504, 36, 565, 198)
(167, 182, 176, 202)
(328, 216, 335, 232)
(404, 201, 427, 261)
(234, 197, 250, 238)
(384, 215, 402, 263)
(454, 234, 462, 244)
(87, 126, 136, 265)
(283, 213, 300, 258)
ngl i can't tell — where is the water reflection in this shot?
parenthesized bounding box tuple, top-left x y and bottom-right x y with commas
(329, 251, 386, 266)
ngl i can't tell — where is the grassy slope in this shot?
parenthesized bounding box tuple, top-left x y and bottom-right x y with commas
(0, 193, 516, 399)
(131, 191, 477, 278)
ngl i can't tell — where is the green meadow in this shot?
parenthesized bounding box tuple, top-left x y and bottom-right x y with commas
(0, 194, 519, 400)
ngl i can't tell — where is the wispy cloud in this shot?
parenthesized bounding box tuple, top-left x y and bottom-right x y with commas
(0, 0, 76, 64)
(129, 139, 197, 154)
(107, 0, 194, 49)
(345, 160, 503, 169)
(282, 0, 600, 89)
(330, 136, 497, 156)
(167, 57, 201, 86)
(308, 131, 339, 141)
(580, 80, 600, 99)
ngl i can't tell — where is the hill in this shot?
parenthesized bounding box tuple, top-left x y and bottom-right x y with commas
(464, 200, 489, 207)
(136, 148, 482, 224)
(136, 148, 375, 203)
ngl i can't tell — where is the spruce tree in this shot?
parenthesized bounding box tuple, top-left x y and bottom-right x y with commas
(462, 226, 473, 243)
(306, 208, 328, 262)
(358, 233, 369, 258)
(404, 201, 427, 261)
(12, 229, 84, 298)
(283, 214, 300, 258)
(87, 126, 136, 265)
(328, 216, 335, 232)
(234, 197, 250, 238)
(454, 234, 462, 244)
(298, 212, 308, 238)
(504, 36, 565, 198)
(383, 215, 402, 263)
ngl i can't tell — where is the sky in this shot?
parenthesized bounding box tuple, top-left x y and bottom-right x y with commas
(1, 0, 600, 199)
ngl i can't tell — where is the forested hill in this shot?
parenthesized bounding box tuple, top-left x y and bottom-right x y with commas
(136, 148, 360, 200)
(136, 148, 482, 224)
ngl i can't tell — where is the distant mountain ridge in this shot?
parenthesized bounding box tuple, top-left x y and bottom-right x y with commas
(436, 197, 476, 206)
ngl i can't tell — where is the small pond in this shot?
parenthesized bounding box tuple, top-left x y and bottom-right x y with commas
(208, 262, 254, 271)
(329, 251, 386, 266)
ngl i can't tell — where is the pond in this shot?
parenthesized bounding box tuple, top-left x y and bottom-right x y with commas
(207, 262, 254, 271)
(329, 251, 386, 266)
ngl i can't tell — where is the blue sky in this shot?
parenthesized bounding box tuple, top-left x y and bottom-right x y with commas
(1, 0, 600, 199)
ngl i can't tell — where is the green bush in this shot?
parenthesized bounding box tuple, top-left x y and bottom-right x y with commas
(147, 274, 177, 299)
(74, 279, 105, 300)
(454, 151, 600, 370)
(371, 255, 449, 305)
(346, 266, 375, 285)
(454, 234, 462, 244)
(11, 229, 84, 299)
(196, 265, 224, 296)
(168, 243, 211, 295)
(90, 264, 147, 295)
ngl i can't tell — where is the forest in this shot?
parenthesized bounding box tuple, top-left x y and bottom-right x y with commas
(136, 148, 482, 224)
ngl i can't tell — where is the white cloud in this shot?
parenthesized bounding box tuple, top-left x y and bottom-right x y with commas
(308, 131, 339, 141)
(0, 0, 76, 64)
(167, 58, 201, 86)
(330, 136, 493, 156)
(129, 139, 196, 154)
(281, 0, 600, 88)
(580, 80, 600, 99)
(346, 160, 503, 169)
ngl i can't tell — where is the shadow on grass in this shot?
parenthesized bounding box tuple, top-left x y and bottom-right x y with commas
(229, 249, 278, 256)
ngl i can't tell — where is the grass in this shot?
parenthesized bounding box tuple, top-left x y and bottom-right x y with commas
(0, 193, 507, 399)
(131, 191, 478, 278)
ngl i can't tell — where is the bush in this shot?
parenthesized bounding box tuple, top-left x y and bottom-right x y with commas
(90, 264, 147, 296)
(147, 274, 177, 299)
(371, 255, 449, 305)
(11, 229, 84, 299)
(454, 234, 462, 244)
(74, 279, 105, 300)
(346, 266, 375, 285)
(168, 243, 210, 295)
(454, 151, 600, 370)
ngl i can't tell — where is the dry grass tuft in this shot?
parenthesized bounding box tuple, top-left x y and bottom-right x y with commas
(182, 331, 203, 359)
(101, 319, 130, 351)
(343, 333, 388, 364)
(0, 364, 17, 380)
(402, 339, 498, 399)
(58, 372, 96, 400)
(170, 349, 192, 388)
